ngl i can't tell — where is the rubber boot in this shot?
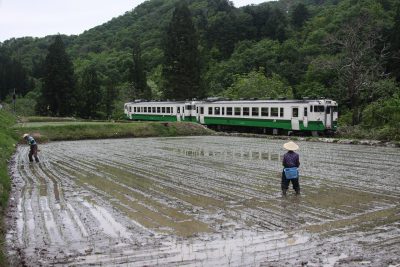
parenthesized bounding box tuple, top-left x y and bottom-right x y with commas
(295, 189, 300, 195)
(282, 189, 287, 196)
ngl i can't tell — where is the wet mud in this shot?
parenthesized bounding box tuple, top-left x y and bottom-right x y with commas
(6, 136, 400, 266)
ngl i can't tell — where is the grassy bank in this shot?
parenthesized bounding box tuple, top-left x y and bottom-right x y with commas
(13, 121, 214, 143)
(0, 111, 17, 265)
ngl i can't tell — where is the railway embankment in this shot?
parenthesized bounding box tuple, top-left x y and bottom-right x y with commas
(13, 120, 214, 143)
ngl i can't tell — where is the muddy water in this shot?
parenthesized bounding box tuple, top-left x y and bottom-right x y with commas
(6, 136, 400, 266)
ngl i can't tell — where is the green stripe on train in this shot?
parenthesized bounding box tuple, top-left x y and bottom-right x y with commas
(203, 117, 326, 131)
(129, 114, 328, 131)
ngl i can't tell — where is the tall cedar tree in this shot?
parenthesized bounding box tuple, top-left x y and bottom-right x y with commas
(130, 44, 151, 100)
(0, 49, 31, 100)
(291, 3, 310, 28)
(162, 1, 201, 100)
(78, 66, 101, 119)
(39, 36, 75, 116)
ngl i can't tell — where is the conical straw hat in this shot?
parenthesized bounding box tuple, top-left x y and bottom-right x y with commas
(283, 141, 299, 151)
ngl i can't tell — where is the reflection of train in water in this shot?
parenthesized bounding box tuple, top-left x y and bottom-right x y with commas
(124, 99, 338, 135)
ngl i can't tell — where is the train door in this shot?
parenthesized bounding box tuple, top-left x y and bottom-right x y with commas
(325, 106, 332, 129)
(303, 106, 308, 128)
(291, 107, 300, 130)
(176, 106, 181, 121)
(199, 106, 205, 124)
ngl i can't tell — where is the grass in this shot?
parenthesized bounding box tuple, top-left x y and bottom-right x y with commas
(0, 110, 17, 265)
(13, 121, 214, 143)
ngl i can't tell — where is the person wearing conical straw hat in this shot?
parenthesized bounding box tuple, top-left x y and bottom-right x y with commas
(281, 141, 300, 196)
(23, 133, 40, 163)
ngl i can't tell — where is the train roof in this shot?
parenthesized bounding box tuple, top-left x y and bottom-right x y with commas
(125, 99, 337, 105)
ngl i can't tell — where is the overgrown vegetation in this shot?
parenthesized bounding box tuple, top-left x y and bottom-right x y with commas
(0, 110, 17, 265)
(0, 0, 399, 140)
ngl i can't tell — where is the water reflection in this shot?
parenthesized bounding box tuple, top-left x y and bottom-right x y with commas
(160, 147, 281, 162)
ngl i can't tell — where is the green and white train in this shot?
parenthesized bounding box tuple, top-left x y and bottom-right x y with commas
(124, 99, 338, 135)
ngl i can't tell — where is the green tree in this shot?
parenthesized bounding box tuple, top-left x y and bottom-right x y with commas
(77, 66, 102, 119)
(222, 69, 293, 99)
(162, 0, 202, 100)
(39, 36, 75, 116)
(130, 44, 151, 100)
(291, 3, 310, 28)
(388, 3, 400, 82)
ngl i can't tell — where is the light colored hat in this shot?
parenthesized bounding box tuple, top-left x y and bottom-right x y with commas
(283, 141, 299, 151)
(23, 133, 29, 138)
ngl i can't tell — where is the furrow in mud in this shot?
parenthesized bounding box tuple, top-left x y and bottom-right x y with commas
(6, 136, 400, 266)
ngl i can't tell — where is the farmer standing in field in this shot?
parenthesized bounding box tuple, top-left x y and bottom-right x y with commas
(23, 133, 40, 163)
(281, 141, 300, 196)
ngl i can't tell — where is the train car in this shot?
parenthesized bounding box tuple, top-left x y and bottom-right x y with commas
(124, 99, 338, 135)
(124, 100, 198, 122)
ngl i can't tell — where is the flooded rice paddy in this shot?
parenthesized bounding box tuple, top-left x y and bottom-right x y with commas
(6, 136, 400, 266)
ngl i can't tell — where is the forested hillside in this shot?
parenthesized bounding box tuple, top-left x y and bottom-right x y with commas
(0, 0, 399, 139)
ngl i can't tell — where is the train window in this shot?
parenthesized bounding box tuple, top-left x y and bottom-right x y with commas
(177, 107, 180, 113)
(332, 106, 338, 112)
(129, 107, 132, 112)
(326, 106, 331, 114)
(215, 107, 220, 115)
(144, 107, 148, 113)
(162, 107, 166, 113)
(200, 107, 204, 114)
(304, 107, 308, 116)
(310, 106, 313, 112)
(234, 107, 241, 116)
(261, 107, 269, 117)
(271, 108, 279, 117)
(208, 107, 213, 115)
(185, 105, 192, 110)
(315, 105, 325, 112)
(166, 107, 171, 113)
(280, 108, 284, 117)
(227, 107, 233, 115)
(222, 107, 225, 115)
(152, 107, 156, 113)
(157, 107, 161, 113)
(196, 107, 199, 113)
(243, 107, 250, 116)
(252, 107, 259, 116)
(292, 108, 299, 118)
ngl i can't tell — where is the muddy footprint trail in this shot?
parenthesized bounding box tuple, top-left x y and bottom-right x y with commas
(6, 136, 400, 266)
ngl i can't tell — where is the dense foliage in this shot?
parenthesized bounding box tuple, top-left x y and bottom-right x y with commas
(0, 0, 399, 139)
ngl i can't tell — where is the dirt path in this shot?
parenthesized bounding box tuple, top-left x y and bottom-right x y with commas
(6, 136, 400, 266)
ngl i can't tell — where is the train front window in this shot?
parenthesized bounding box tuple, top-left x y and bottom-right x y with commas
(129, 107, 132, 112)
(304, 107, 308, 116)
(177, 107, 180, 113)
